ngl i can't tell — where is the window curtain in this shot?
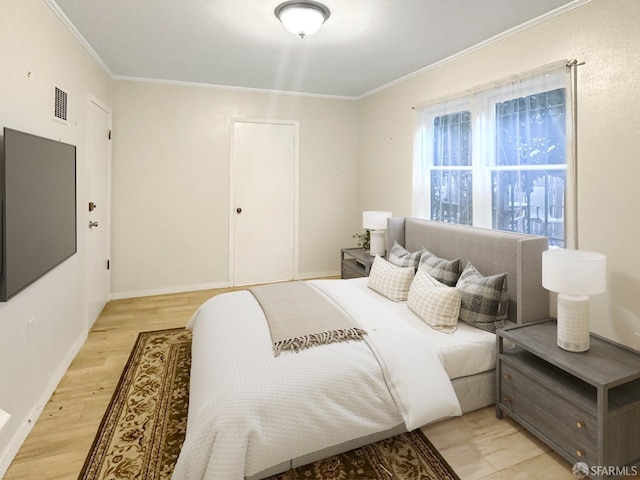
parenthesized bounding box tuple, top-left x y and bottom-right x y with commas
(413, 60, 576, 248)
(413, 97, 472, 224)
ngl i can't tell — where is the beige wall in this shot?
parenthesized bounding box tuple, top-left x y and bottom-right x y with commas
(358, 0, 640, 347)
(0, 0, 112, 473)
(110, 81, 359, 296)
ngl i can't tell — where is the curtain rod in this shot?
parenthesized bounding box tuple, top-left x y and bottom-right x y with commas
(566, 59, 586, 68)
(411, 59, 582, 111)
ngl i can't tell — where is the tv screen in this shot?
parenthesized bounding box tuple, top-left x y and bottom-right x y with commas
(1, 128, 77, 301)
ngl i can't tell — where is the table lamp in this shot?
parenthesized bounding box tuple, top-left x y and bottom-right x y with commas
(542, 249, 606, 352)
(363, 211, 392, 256)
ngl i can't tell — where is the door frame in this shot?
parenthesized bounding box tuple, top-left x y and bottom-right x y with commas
(228, 117, 300, 286)
(85, 94, 112, 327)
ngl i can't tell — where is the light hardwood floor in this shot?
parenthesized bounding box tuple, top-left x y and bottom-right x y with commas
(4, 287, 578, 480)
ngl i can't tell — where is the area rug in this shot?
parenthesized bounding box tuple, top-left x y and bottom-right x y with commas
(79, 327, 460, 480)
(78, 328, 192, 480)
(265, 429, 460, 480)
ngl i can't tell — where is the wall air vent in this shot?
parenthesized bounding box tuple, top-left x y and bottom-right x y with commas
(54, 85, 68, 123)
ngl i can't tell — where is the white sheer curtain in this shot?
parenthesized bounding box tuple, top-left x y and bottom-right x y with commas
(413, 96, 472, 224)
(413, 61, 576, 248)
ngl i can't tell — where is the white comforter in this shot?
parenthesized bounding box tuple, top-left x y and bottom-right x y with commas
(172, 279, 461, 480)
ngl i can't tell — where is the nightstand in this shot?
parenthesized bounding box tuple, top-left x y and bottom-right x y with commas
(496, 320, 640, 478)
(341, 248, 375, 279)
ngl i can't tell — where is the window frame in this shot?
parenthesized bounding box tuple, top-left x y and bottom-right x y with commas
(413, 65, 573, 246)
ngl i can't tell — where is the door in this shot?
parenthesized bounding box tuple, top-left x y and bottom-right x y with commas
(231, 120, 296, 286)
(86, 98, 111, 327)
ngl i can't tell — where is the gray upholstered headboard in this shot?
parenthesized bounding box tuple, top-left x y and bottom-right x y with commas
(387, 217, 549, 325)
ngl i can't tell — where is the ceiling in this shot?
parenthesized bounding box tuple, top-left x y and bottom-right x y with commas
(48, 0, 583, 99)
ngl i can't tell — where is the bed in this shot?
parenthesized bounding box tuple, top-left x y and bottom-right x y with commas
(172, 217, 549, 480)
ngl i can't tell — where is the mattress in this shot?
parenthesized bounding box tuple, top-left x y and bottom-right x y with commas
(344, 277, 497, 380)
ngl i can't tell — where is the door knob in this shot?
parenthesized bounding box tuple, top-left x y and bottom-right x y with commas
(236, 208, 242, 214)
(89, 221, 99, 228)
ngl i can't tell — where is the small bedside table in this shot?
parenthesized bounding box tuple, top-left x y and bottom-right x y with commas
(341, 248, 375, 279)
(496, 319, 640, 478)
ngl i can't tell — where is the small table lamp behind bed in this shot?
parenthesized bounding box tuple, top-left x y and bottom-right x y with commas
(363, 211, 392, 257)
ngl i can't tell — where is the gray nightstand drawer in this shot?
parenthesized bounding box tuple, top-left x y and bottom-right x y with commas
(497, 320, 640, 478)
(500, 360, 597, 462)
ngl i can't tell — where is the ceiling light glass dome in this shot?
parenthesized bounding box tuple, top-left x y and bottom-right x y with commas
(275, 1, 330, 38)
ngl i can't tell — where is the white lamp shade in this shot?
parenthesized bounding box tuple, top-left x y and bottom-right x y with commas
(362, 211, 392, 231)
(542, 249, 606, 296)
(277, 4, 328, 37)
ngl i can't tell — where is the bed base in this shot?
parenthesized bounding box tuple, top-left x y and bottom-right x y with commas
(247, 370, 495, 480)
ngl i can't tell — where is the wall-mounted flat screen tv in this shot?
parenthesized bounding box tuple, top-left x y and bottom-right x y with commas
(1, 128, 77, 301)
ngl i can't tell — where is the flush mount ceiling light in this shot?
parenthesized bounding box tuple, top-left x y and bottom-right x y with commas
(275, 1, 331, 38)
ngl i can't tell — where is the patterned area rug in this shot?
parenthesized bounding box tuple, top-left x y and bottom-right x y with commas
(79, 328, 460, 480)
(79, 328, 191, 480)
(265, 430, 460, 480)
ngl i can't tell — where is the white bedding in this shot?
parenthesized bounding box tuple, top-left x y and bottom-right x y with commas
(346, 277, 497, 380)
(172, 278, 462, 480)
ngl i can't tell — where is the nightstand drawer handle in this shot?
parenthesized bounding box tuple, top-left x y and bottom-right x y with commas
(576, 421, 585, 429)
(576, 449, 585, 457)
(503, 373, 512, 380)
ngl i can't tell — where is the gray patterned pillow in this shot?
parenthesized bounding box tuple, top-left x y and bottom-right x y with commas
(367, 255, 415, 302)
(456, 261, 508, 332)
(417, 250, 461, 287)
(387, 241, 425, 269)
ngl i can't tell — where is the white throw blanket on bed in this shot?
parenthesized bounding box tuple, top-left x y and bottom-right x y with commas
(172, 279, 461, 480)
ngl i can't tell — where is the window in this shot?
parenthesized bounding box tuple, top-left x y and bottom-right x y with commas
(414, 64, 573, 247)
(431, 110, 472, 225)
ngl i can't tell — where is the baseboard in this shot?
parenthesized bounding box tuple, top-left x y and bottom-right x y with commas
(109, 274, 341, 300)
(295, 270, 340, 280)
(109, 280, 232, 300)
(0, 328, 88, 478)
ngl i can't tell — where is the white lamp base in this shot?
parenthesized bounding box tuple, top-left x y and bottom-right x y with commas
(556, 293, 590, 352)
(369, 230, 386, 256)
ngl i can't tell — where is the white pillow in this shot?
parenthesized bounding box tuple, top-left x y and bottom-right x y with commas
(367, 255, 415, 302)
(407, 270, 461, 334)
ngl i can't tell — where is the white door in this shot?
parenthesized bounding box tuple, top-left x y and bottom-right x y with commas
(231, 120, 296, 286)
(86, 98, 111, 327)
